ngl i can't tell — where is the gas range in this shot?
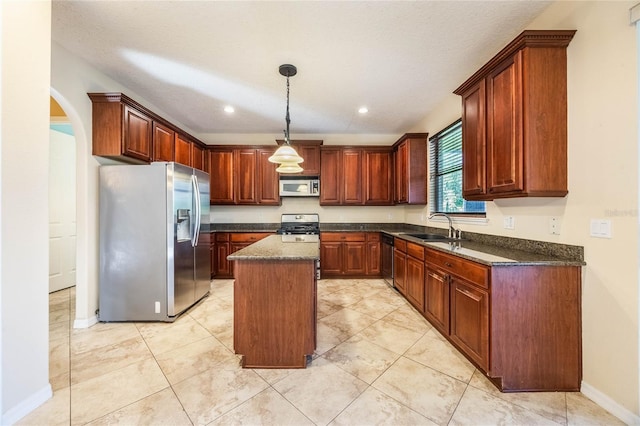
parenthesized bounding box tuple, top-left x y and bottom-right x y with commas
(277, 213, 320, 243)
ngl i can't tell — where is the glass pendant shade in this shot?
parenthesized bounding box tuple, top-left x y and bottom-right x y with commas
(268, 144, 304, 164)
(276, 161, 304, 173)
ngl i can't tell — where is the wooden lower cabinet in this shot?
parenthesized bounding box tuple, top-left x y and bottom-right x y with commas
(424, 266, 449, 335)
(320, 232, 379, 277)
(213, 232, 271, 278)
(366, 233, 381, 275)
(404, 242, 425, 311)
(449, 276, 489, 370)
(416, 245, 581, 392)
(393, 239, 407, 294)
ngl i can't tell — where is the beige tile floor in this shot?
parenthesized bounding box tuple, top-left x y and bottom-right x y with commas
(20, 278, 623, 425)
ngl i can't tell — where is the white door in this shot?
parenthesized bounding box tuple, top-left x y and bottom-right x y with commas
(49, 125, 76, 293)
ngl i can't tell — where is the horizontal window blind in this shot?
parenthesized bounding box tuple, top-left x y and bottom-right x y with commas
(429, 119, 485, 214)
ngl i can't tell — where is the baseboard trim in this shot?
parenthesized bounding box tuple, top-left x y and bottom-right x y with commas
(1, 383, 52, 425)
(73, 314, 98, 329)
(581, 380, 640, 425)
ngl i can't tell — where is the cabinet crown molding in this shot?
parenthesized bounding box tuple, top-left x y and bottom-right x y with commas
(454, 30, 576, 95)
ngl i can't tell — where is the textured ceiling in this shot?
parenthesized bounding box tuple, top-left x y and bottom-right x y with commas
(52, 1, 551, 142)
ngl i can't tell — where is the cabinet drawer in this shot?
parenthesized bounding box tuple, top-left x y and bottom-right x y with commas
(366, 233, 381, 242)
(321, 232, 366, 242)
(425, 248, 489, 289)
(394, 238, 407, 253)
(215, 232, 230, 242)
(230, 232, 270, 243)
(406, 242, 425, 261)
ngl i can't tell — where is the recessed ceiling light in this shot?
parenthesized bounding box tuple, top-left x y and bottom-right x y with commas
(358, 107, 369, 114)
(224, 105, 235, 113)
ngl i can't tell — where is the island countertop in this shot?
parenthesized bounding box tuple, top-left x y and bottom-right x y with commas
(227, 235, 320, 261)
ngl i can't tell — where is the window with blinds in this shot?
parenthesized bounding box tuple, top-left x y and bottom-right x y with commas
(428, 119, 485, 215)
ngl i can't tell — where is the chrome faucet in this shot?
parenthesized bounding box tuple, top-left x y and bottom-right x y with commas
(428, 213, 457, 239)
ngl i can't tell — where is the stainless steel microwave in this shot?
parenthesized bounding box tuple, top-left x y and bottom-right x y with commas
(279, 178, 320, 197)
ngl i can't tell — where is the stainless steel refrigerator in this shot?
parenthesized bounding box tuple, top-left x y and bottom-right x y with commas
(98, 162, 210, 322)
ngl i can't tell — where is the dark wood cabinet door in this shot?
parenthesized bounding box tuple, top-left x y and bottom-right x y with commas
(295, 144, 321, 176)
(152, 122, 175, 162)
(450, 277, 489, 370)
(344, 241, 366, 275)
(461, 80, 487, 199)
(424, 266, 450, 334)
(215, 242, 231, 277)
(364, 150, 393, 205)
(393, 248, 406, 295)
(175, 134, 192, 166)
(395, 142, 407, 203)
(209, 149, 235, 204)
(406, 255, 425, 311)
(235, 149, 257, 204)
(486, 53, 524, 196)
(210, 241, 215, 278)
(320, 242, 343, 276)
(366, 240, 381, 276)
(123, 105, 153, 162)
(192, 143, 205, 171)
(342, 149, 363, 204)
(257, 149, 280, 205)
(320, 149, 341, 205)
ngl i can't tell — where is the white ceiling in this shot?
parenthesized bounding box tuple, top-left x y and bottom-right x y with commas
(52, 1, 551, 142)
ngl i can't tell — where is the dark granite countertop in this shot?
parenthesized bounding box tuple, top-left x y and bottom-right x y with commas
(227, 235, 320, 261)
(211, 222, 585, 267)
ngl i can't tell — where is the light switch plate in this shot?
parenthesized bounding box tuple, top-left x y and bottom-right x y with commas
(549, 217, 561, 235)
(503, 216, 515, 230)
(590, 219, 612, 238)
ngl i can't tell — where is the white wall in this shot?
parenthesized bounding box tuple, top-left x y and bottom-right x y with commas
(1, 1, 52, 422)
(409, 1, 639, 421)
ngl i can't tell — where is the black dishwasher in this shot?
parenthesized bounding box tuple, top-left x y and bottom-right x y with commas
(381, 233, 394, 288)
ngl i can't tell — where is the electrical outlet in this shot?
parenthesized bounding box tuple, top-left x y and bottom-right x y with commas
(549, 217, 561, 235)
(503, 216, 515, 230)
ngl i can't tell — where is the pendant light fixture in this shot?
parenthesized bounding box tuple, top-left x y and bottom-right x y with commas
(269, 64, 303, 173)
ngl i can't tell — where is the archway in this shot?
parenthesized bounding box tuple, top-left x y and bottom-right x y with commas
(49, 87, 91, 328)
(49, 96, 76, 293)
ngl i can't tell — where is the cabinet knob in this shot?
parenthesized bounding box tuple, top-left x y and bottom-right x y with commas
(445, 262, 453, 268)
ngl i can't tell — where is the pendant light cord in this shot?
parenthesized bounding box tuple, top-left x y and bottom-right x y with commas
(284, 73, 291, 145)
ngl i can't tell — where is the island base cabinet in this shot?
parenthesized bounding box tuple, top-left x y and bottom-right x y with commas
(489, 266, 582, 391)
(233, 259, 316, 369)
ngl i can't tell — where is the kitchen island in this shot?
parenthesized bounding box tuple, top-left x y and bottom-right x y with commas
(227, 235, 320, 368)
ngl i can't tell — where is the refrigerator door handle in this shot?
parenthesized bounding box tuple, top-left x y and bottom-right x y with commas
(191, 174, 201, 247)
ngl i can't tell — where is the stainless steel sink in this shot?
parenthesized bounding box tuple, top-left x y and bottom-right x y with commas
(403, 233, 464, 242)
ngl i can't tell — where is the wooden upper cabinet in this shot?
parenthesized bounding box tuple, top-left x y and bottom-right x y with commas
(209, 147, 280, 206)
(454, 30, 575, 200)
(235, 149, 258, 204)
(175, 134, 192, 167)
(319, 148, 341, 205)
(192, 143, 205, 171)
(278, 140, 322, 176)
(257, 148, 280, 205)
(461, 80, 487, 198)
(89, 93, 154, 163)
(320, 146, 392, 206)
(342, 149, 363, 205)
(393, 134, 428, 205)
(122, 105, 153, 162)
(209, 148, 235, 204)
(364, 149, 393, 205)
(153, 121, 175, 162)
(89, 92, 207, 166)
